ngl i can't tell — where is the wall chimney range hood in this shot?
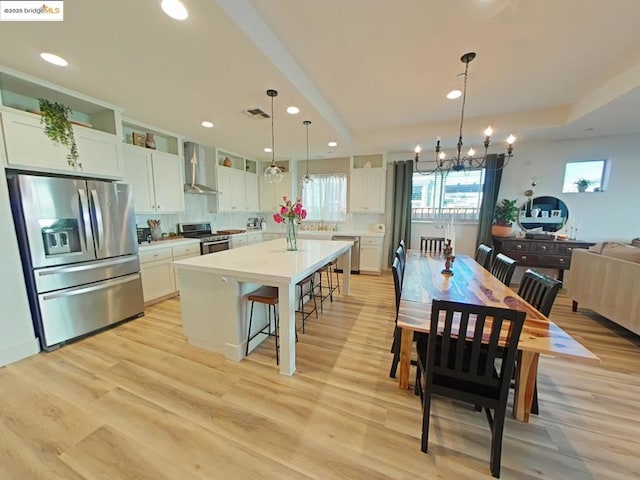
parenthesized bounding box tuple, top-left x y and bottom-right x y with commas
(184, 142, 218, 195)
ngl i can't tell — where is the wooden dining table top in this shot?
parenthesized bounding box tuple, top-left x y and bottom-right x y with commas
(397, 251, 599, 363)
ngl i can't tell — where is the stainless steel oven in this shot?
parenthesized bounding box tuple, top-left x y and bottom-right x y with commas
(201, 238, 230, 254)
(178, 222, 230, 255)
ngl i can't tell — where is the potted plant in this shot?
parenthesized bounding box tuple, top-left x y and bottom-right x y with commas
(38, 98, 79, 167)
(491, 198, 519, 237)
(574, 178, 591, 192)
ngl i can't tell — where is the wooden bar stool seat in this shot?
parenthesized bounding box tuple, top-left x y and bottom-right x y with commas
(245, 286, 281, 364)
(420, 236, 445, 253)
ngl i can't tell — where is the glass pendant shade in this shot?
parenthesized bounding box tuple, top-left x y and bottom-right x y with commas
(263, 89, 283, 184)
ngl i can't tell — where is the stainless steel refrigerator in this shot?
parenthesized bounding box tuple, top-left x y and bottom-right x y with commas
(8, 173, 144, 350)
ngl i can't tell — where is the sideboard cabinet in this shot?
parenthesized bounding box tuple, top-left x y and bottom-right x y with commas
(492, 237, 594, 281)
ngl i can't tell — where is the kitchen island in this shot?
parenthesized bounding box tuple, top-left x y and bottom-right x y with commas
(173, 238, 353, 375)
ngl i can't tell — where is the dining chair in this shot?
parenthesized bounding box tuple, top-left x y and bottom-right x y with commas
(475, 243, 494, 270)
(420, 236, 445, 253)
(515, 269, 562, 414)
(416, 300, 526, 478)
(394, 245, 406, 286)
(490, 253, 518, 286)
(399, 239, 406, 255)
(389, 257, 405, 377)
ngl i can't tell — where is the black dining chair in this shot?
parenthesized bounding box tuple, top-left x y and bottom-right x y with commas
(515, 269, 562, 414)
(389, 257, 406, 377)
(475, 243, 494, 270)
(394, 245, 406, 286)
(491, 253, 518, 286)
(416, 300, 526, 478)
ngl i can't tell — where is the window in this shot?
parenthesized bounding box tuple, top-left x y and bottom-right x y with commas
(562, 160, 608, 193)
(412, 169, 485, 221)
(301, 174, 347, 222)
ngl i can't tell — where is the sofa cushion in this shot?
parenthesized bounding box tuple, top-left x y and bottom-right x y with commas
(601, 243, 640, 263)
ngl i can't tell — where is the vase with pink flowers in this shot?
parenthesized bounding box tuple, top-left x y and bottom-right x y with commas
(273, 196, 307, 251)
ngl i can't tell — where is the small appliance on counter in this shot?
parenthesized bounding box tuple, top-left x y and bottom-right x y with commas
(136, 227, 152, 244)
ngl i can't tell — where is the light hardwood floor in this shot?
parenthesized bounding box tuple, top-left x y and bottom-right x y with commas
(1, 272, 639, 479)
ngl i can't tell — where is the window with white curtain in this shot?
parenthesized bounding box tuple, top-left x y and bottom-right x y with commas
(301, 174, 347, 222)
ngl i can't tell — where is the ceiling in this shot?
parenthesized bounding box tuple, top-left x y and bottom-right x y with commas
(1, 0, 639, 163)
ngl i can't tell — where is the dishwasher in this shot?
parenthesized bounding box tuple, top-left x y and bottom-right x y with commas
(331, 236, 360, 273)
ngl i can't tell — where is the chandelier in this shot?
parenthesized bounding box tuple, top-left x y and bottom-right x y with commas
(301, 120, 313, 187)
(263, 89, 283, 184)
(414, 52, 516, 175)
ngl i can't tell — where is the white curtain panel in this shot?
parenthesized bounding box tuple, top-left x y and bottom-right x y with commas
(302, 174, 347, 222)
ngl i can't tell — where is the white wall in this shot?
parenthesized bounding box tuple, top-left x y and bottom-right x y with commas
(498, 133, 640, 243)
(0, 171, 39, 366)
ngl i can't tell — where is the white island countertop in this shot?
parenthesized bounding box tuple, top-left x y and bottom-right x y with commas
(174, 238, 353, 285)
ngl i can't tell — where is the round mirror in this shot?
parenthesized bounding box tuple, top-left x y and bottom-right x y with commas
(518, 196, 569, 232)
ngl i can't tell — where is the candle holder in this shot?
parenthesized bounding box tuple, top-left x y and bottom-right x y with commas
(441, 239, 456, 276)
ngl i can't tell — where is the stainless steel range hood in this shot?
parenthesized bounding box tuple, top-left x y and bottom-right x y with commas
(184, 141, 218, 195)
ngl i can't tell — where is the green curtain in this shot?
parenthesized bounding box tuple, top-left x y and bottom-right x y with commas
(475, 154, 505, 249)
(388, 160, 413, 266)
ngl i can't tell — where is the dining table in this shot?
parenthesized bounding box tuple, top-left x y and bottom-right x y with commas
(397, 251, 600, 423)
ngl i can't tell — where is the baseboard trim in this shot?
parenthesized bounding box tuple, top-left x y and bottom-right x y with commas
(0, 337, 40, 367)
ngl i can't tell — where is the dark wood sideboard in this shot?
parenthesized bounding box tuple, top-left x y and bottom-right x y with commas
(492, 237, 595, 281)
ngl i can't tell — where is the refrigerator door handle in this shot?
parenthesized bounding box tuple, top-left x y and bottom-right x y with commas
(37, 256, 138, 276)
(90, 188, 106, 251)
(78, 188, 92, 251)
(41, 274, 141, 301)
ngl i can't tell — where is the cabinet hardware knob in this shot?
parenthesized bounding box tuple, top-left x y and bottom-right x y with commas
(521, 256, 527, 260)
(541, 246, 547, 251)
(559, 258, 565, 263)
(516, 245, 522, 250)
(567, 248, 572, 252)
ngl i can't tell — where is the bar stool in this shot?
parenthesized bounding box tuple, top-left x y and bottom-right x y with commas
(296, 274, 318, 333)
(245, 286, 280, 364)
(420, 236, 445, 253)
(328, 260, 340, 296)
(314, 262, 333, 312)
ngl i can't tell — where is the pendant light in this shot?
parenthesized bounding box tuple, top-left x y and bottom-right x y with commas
(301, 120, 313, 187)
(263, 89, 283, 184)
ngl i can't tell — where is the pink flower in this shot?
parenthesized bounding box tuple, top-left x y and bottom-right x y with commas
(293, 205, 302, 215)
(282, 195, 288, 201)
(280, 206, 288, 215)
(273, 214, 283, 224)
(301, 209, 307, 219)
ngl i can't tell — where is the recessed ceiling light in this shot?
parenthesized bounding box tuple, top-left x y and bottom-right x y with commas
(40, 52, 68, 67)
(264, 147, 272, 153)
(201, 121, 214, 128)
(328, 141, 337, 147)
(161, 0, 188, 20)
(446, 89, 462, 99)
(286, 106, 300, 115)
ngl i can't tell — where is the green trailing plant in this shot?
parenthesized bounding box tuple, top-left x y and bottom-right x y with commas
(494, 198, 519, 226)
(38, 98, 79, 166)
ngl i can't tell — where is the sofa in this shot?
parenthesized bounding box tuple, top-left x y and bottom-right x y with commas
(567, 242, 640, 335)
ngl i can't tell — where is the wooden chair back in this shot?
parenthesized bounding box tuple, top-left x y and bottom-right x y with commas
(475, 243, 494, 270)
(491, 253, 518, 286)
(517, 269, 562, 317)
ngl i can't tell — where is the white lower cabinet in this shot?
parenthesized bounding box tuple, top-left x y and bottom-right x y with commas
(172, 244, 201, 291)
(139, 247, 175, 303)
(360, 236, 383, 274)
(139, 242, 201, 303)
(246, 232, 263, 245)
(231, 235, 248, 248)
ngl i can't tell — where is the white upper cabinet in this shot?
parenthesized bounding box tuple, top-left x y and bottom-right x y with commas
(209, 149, 261, 213)
(122, 144, 184, 214)
(0, 67, 122, 179)
(121, 119, 185, 214)
(349, 168, 386, 213)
